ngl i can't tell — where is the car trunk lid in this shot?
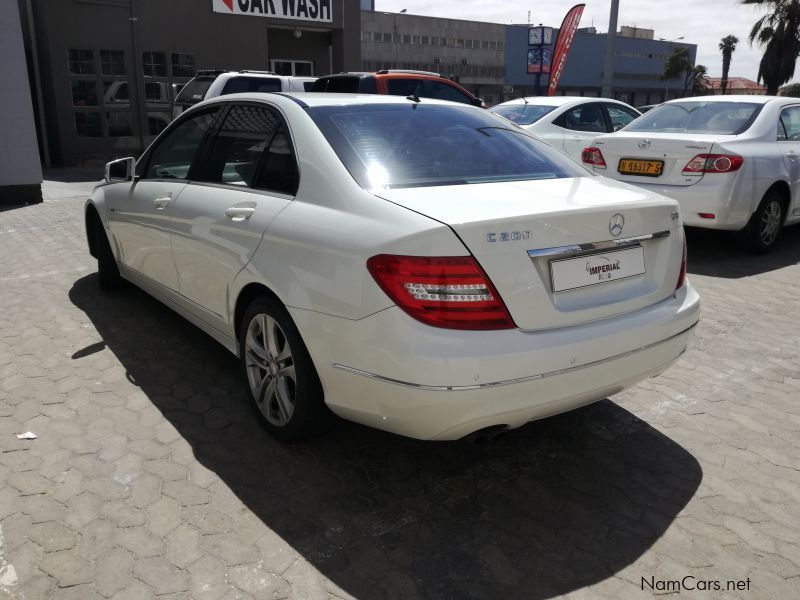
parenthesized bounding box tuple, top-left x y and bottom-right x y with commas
(374, 176, 684, 331)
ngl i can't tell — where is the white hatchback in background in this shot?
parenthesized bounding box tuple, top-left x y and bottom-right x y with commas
(87, 94, 698, 442)
(490, 96, 641, 162)
(583, 95, 800, 253)
(173, 71, 316, 118)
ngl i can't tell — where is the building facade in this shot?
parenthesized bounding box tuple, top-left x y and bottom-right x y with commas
(1, 0, 42, 204)
(505, 25, 697, 107)
(19, 0, 361, 166)
(707, 77, 767, 95)
(360, 11, 507, 105)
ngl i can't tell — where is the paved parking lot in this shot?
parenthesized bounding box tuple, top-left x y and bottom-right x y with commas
(0, 173, 799, 599)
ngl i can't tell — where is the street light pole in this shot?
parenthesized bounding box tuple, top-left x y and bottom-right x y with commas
(600, 0, 619, 98)
(660, 36, 684, 102)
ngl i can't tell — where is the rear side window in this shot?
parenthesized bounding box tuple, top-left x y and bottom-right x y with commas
(144, 109, 219, 179)
(326, 77, 362, 93)
(220, 76, 282, 95)
(605, 104, 640, 131)
(195, 104, 298, 194)
(491, 104, 556, 125)
(174, 77, 215, 106)
(386, 78, 425, 97)
(308, 103, 586, 189)
(626, 101, 762, 134)
(556, 103, 607, 132)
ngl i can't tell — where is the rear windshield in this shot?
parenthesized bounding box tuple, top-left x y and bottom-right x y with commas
(491, 104, 556, 126)
(174, 77, 215, 106)
(220, 76, 282, 95)
(625, 101, 762, 135)
(308, 103, 586, 189)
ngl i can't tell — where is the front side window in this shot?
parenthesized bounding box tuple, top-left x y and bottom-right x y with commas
(142, 52, 167, 77)
(144, 109, 219, 179)
(102, 81, 130, 106)
(71, 81, 98, 107)
(779, 106, 800, 141)
(557, 103, 607, 132)
(309, 104, 586, 189)
(625, 101, 762, 135)
(386, 78, 426, 97)
(491, 104, 557, 126)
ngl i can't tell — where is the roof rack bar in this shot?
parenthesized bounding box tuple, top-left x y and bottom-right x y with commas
(376, 69, 442, 77)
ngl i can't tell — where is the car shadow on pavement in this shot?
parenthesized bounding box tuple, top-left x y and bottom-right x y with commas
(686, 224, 800, 278)
(69, 274, 702, 600)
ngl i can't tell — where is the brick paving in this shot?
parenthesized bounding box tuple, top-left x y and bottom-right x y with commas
(0, 174, 798, 599)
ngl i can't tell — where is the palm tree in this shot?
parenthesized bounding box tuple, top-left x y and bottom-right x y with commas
(741, 0, 800, 95)
(718, 35, 739, 94)
(691, 65, 711, 96)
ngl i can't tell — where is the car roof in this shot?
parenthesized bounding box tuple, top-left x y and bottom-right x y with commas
(199, 92, 469, 109)
(494, 96, 632, 108)
(664, 95, 780, 105)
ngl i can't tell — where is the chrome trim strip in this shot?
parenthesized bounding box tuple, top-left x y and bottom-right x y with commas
(332, 321, 697, 392)
(527, 230, 671, 260)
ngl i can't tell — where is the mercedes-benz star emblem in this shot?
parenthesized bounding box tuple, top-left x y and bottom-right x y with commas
(638, 139, 652, 149)
(609, 213, 625, 237)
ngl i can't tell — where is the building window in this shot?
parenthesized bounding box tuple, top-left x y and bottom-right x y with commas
(402, 34, 411, 44)
(171, 53, 195, 78)
(67, 49, 94, 75)
(100, 50, 125, 76)
(143, 52, 167, 77)
(107, 111, 133, 137)
(71, 80, 98, 107)
(421, 36, 429, 45)
(456, 38, 465, 48)
(482, 40, 489, 49)
(412, 35, 419, 44)
(270, 59, 313, 76)
(497, 41, 504, 51)
(102, 81, 130, 106)
(361, 31, 370, 41)
(489, 41, 497, 50)
(465, 39, 473, 49)
(431, 36, 440, 46)
(382, 32, 392, 42)
(75, 112, 102, 137)
(147, 112, 170, 136)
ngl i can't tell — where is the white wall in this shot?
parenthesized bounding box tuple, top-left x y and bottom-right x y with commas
(0, 0, 42, 189)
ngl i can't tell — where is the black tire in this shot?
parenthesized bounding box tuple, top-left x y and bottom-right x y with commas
(93, 215, 123, 290)
(738, 189, 785, 254)
(239, 295, 332, 441)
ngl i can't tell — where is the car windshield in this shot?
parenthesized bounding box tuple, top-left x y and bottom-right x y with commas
(308, 103, 586, 189)
(490, 103, 556, 125)
(624, 101, 762, 135)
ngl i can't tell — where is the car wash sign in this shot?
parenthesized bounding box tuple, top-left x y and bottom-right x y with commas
(212, 0, 332, 23)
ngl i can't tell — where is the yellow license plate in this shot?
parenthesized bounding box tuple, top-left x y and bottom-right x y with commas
(618, 158, 664, 177)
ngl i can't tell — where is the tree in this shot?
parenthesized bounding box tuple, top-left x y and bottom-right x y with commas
(660, 47, 699, 97)
(780, 82, 800, 95)
(718, 35, 739, 94)
(741, 0, 800, 95)
(690, 65, 711, 95)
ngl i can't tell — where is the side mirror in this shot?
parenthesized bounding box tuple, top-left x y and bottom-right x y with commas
(471, 97, 486, 108)
(105, 157, 136, 183)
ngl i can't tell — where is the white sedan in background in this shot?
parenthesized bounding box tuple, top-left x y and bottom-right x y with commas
(86, 93, 698, 441)
(583, 95, 800, 253)
(490, 96, 641, 162)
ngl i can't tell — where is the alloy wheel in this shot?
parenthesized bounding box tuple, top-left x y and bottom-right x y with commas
(244, 313, 296, 427)
(759, 200, 782, 247)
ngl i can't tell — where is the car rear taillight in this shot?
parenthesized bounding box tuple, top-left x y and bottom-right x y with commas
(581, 147, 607, 168)
(676, 234, 687, 291)
(366, 255, 516, 330)
(682, 154, 743, 174)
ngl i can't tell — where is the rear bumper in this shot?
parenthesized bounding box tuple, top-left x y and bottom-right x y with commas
(624, 175, 749, 230)
(289, 282, 700, 440)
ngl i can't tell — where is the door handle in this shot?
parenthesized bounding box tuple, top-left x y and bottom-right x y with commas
(153, 194, 172, 210)
(225, 206, 255, 221)
(787, 151, 797, 159)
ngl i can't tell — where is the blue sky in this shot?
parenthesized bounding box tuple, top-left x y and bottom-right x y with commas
(379, 0, 778, 83)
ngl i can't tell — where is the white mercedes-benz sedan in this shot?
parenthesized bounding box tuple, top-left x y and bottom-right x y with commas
(85, 93, 699, 441)
(582, 95, 800, 253)
(490, 96, 641, 162)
